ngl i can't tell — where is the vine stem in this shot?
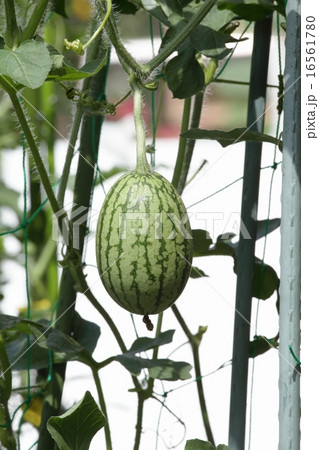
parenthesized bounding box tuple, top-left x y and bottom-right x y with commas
(144, 312, 164, 397)
(0, 76, 61, 215)
(192, 344, 215, 446)
(58, 33, 105, 207)
(171, 97, 192, 189)
(83, 0, 112, 51)
(4, 0, 20, 48)
(141, 0, 218, 77)
(152, 313, 163, 361)
(171, 305, 215, 446)
(57, 103, 83, 206)
(133, 314, 164, 448)
(177, 90, 204, 194)
(214, 78, 279, 88)
(74, 266, 143, 394)
(102, 0, 217, 80)
(130, 75, 151, 173)
(21, 0, 50, 41)
(172, 59, 218, 194)
(76, 268, 127, 354)
(134, 393, 145, 450)
(103, 13, 142, 76)
(91, 367, 113, 450)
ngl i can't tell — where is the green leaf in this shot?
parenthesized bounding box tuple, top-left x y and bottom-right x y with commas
(193, 220, 280, 259)
(249, 335, 279, 358)
(113, 354, 145, 376)
(47, 391, 106, 450)
(38, 328, 84, 356)
(47, 55, 107, 82)
(214, 219, 280, 249)
(160, 20, 189, 53)
(2, 316, 77, 371)
(141, 0, 171, 25)
(52, 0, 68, 17)
(217, 0, 282, 21)
(256, 218, 280, 240)
(116, 354, 192, 380)
(0, 314, 78, 356)
(2, 316, 66, 371)
(112, 0, 140, 14)
(252, 259, 280, 300)
(199, 3, 237, 30)
(185, 439, 215, 449)
(157, 0, 184, 24)
(159, 0, 183, 17)
(192, 229, 213, 254)
(72, 312, 100, 356)
(0, 312, 99, 355)
(192, 229, 236, 258)
(182, 128, 282, 148)
(148, 359, 192, 380)
(34, 328, 93, 366)
(190, 266, 209, 278)
(232, 257, 279, 300)
(129, 329, 175, 353)
(0, 40, 52, 89)
(192, 228, 279, 299)
(183, 2, 236, 32)
(5, 332, 65, 370)
(43, 41, 107, 82)
(190, 25, 239, 59)
(217, 446, 232, 450)
(210, 238, 237, 257)
(1, 314, 96, 370)
(210, 241, 236, 257)
(166, 49, 205, 98)
(114, 330, 192, 380)
(192, 220, 280, 303)
(0, 314, 46, 334)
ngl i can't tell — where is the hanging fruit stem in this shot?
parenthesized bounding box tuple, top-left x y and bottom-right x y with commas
(129, 74, 151, 174)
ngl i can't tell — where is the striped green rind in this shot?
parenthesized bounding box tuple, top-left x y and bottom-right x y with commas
(96, 170, 193, 315)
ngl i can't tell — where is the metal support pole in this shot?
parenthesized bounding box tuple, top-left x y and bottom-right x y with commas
(228, 11, 272, 450)
(278, 1, 301, 449)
